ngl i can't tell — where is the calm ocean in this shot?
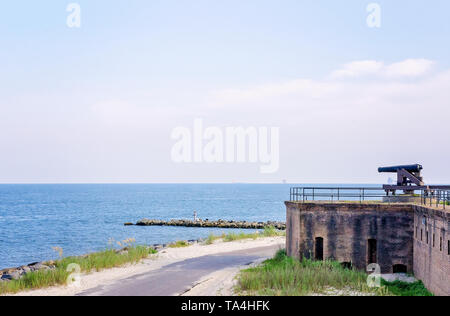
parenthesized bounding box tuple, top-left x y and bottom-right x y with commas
(0, 183, 376, 269)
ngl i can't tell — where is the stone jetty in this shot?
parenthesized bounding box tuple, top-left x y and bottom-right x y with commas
(0, 261, 56, 282)
(130, 218, 286, 230)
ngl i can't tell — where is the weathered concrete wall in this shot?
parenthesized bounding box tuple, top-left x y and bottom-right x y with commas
(285, 202, 414, 273)
(413, 205, 450, 296)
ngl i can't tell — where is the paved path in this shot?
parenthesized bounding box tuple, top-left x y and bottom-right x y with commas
(78, 245, 280, 296)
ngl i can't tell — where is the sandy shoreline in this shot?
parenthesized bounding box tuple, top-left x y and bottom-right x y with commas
(7, 236, 285, 296)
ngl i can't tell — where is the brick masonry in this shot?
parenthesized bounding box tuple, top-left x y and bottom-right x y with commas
(413, 205, 450, 296)
(285, 202, 450, 296)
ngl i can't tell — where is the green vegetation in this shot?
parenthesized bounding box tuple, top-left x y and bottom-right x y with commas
(236, 249, 432, 296)
(0, 245, 157, 295)
(204, 233, 223, 245)
(169, 240, 190, 248)
(204, 226, 285, 245)
(260, 226, 285, 237)
(381, 279, 433, 296)
(223, 231, 259, 242)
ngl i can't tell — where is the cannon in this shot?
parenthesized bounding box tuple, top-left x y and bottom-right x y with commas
(379, 164, 424, 194)
(379, 164, 450, 198)
(378, 164, 423, 174)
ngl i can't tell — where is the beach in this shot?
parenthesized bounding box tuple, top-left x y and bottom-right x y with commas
(7, 236, 285, 296)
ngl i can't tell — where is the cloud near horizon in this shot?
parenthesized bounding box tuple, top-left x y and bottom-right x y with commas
(329, 59, 435, 79)
(208, 59, 444, 112)
(84, 58, 450, 183)
(198, 59, 450, 182)
(2, 58, 450, 183)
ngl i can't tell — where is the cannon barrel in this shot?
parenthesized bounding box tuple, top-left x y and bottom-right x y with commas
(378, 164, 423, 173)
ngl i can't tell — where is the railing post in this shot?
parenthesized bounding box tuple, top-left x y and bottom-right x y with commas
(436, 191, 438, 208)
(445, 191, 448, 210)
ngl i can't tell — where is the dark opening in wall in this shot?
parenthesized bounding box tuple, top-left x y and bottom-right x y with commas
(368, 239, 377, 264)
(341, 262, 353, 270)
(315, 237, 324, 261)
(393, 264, 408, 274)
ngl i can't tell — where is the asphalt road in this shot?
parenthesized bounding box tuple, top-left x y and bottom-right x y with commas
(78, 244, 280, 296)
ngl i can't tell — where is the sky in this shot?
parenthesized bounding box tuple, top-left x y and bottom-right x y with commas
(0, 0, 450, 184)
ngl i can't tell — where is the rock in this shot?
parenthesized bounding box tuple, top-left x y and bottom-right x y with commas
(1, 274, 13, 281)
(9, 271, 21, 280)
(124, 222, 134, 226)
(21, 266, 31, 274)
(30, 263, 50, 272)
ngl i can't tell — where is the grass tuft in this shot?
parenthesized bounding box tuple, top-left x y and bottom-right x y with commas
(380, 279, 433, 296)
(169, 240, 190, 248)
(204, 233, 224, 245)
(236, 249, 432, 296)
(204, 226, 285, 245)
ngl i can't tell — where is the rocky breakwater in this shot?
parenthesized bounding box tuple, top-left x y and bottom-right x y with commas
(132, 218, 286, 230)
(0, 247, 141, 284)
(0, 261, 56, 282)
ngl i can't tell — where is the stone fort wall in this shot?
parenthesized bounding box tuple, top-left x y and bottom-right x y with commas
(413, 205, 450, 296)
(285, 202, 450, 296)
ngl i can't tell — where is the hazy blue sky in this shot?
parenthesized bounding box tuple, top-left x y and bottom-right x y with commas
(1, 1, 450, 183)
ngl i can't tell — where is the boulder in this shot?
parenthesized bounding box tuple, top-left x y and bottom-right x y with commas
(21, 266, 31, 274)
(30, 263, 50, 272)
(9, 271, 21, 280)
(1, 274, 13, 281)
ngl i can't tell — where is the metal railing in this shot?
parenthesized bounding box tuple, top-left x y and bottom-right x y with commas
(290, 187, 387, 203)
(289, 187, 450, 210)
(421, 190, 450, 210)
